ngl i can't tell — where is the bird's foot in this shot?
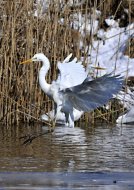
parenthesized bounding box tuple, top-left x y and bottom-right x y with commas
(65, 122, 74, 128)
(65, 123, 69, 127)
(69, 123, 74, 128)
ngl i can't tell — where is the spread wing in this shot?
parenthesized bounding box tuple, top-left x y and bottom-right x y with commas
(60, 74, 124, 112)
(56, 54, 87, 90)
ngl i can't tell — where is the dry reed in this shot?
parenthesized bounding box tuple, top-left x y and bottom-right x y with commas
(0, 0, 133, 125)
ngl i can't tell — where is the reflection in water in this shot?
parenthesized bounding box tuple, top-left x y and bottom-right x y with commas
(0, 123, 134, 172)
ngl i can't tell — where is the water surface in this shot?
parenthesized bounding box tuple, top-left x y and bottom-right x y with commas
(0, 123, 134, 189)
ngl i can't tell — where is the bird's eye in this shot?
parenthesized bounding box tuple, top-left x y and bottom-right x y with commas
(34, 57, 38, 61)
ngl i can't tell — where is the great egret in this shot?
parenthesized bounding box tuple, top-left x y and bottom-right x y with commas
(116, 107, 134, 124)
(20, 53, 123, 127)
(116, 88, 134, 124)
(21, 53, 86, 126)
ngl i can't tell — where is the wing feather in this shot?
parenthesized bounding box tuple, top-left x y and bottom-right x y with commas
(56, 54, 87, 90)
(61, 74, 123, 112)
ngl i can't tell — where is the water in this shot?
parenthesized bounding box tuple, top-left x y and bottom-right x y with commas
(0, 123, 134, 189)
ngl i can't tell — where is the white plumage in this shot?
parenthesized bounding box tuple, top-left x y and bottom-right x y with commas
(21, 53, 123, 127)
(21, 53, 86, 127)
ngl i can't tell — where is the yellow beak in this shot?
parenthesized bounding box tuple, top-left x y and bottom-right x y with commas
(20, 59, 32, 64)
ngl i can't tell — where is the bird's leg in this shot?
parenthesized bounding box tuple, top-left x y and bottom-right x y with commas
(64, 111, 74, 127)
(65, 113, 69, 127)
(54, 103, 57, 116)
(68, 111, 74, 128)
(68, 116, 74, 128)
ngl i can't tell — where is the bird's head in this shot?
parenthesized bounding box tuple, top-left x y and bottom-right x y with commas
(32, 53, 47, 62)
(20, 53, 48, 64)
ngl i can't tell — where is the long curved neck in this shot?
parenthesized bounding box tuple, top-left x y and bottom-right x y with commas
(39, 56, 51, 94)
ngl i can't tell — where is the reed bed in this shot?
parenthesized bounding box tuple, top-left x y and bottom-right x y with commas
(0, 0, 133, 125)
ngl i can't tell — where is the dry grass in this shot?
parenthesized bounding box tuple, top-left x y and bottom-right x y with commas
(0, 0, 133, 125)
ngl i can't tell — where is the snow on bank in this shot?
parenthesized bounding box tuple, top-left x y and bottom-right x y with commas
(87, 22, 134, 78)
(83, 17, 134, 124)
(34, 0, 86, 16)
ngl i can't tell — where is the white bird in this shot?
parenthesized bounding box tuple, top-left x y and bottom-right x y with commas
(116, 107, 134, 124)
(20, 53, 86, 127)
(20, 53, 123, 127)
(116, 88, 134, 124)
